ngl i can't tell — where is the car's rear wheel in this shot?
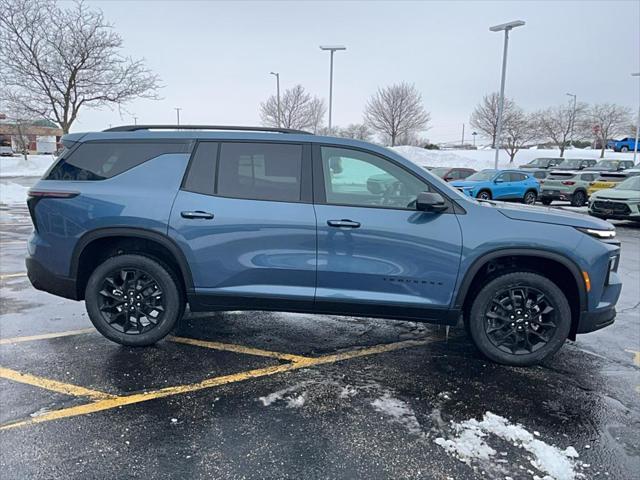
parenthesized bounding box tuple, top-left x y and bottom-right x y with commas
(541, 198, 553, 206)
(85, 254, 184, 346)
(571, 190, 587, 207)
(468, 272, 571, 366)
(477, 190, 492, 200)
(621, 146, 629, 152)
(523, 190, 537, 205)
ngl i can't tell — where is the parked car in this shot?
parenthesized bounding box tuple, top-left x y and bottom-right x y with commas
(585, 159, 635, 172)
(553, 158, 597, 170)
(429, 167, 476, 182)
(587, 169, 640, 196)
(609, 137, 639, 153)
(539, 171, 598, 206)
(0, 145, 14, 157)
(519, 157, 563, 169)
(450, 169, 540, 204)
(589, 175, 640, 222)
(529, 169, 550, 186)
(26, 124, 621, 367)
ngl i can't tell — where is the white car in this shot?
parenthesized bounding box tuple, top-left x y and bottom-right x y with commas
(0, 145, 14, 157)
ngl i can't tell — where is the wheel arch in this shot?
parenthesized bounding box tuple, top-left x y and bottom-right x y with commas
(71, 227, 194, 300)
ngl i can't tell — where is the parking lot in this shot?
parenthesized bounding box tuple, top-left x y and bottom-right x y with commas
(0, 201, 638, 479)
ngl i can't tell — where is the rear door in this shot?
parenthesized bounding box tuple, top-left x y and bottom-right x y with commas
(312, 145, 463, 321)
(168, 141, 317, 310)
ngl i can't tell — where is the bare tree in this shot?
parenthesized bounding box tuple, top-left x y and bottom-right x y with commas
(260, 85, 325, 132)
(469, 92, 518, 148)
(502, 107, 539, 162)
(535, 101, 588, 157)
(338, 123, 373, 141)
(582, 103, 632, 158)
(364, 82, 430, 146)
(0, 0, 161, 134)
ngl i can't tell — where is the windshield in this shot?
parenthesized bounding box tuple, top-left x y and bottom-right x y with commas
(615, 176, 640, 190)
(557, 160, 580, 168)
(527, 158, 551, 166)
(430, 167, 451, 178)
(466, 170, 496, 181)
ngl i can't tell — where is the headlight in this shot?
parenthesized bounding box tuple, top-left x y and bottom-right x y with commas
(576, 227, 616, 239)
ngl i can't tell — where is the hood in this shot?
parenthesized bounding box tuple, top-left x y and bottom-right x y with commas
(592, 188, 640, 200)
(491, 201, 613, 229)
(450, 180, 481, 188)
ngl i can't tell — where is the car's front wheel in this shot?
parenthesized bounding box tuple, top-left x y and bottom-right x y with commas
(468, 272, 571, 366)
(477, 190, 492, 200)
(85, 254, 184, 346)
(621, 146, 629, 152)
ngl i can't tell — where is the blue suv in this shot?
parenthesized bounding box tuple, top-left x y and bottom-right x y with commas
(25, 125, 622, 366)
(451, 169, 540, 204)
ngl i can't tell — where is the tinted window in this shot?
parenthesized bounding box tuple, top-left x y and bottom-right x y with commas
(182, 142, 218, 195)
(217, 143, 302, 202)
(46, 142, 188, 180)
(533, 171, 547, 179)
(512, 173, 528, 181)
(580, 173, 595, 181)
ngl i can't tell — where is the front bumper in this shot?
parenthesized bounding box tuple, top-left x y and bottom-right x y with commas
(25, 255, 79, 300)
(577, 306, 616, 333)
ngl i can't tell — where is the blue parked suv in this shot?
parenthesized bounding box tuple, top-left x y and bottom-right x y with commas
(26, 125, 622, 366)
(451, 169, 540, 204)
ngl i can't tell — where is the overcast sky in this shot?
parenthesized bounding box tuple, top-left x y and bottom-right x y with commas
(76, 0, 640, 143)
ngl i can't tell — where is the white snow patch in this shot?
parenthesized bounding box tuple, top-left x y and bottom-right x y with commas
(371, 392, 424, 437)
(286, 394, 306, 408)
(435, 412, 580, 480)
(0, 154, 55, 177)
(259, 382, 309, 408)
(0, 182, 29, 205)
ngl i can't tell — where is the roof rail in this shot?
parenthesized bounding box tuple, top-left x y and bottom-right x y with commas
(103, 125, 313, 135)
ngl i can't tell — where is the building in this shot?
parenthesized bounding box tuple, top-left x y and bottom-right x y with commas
(0, 115, 63, 154)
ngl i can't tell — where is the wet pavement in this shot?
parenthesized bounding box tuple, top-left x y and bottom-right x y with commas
(0, 201, 638, 479)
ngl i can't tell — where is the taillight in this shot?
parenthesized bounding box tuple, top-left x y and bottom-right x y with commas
(562, 181, 575, 185)
(26, 190, 79, 232)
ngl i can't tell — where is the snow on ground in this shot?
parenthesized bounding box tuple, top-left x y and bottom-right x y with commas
(0, 154, 56, 178)
(435, 412, 582, 480)
(392, 146, 637, 171)
(0, 182, 29, 205)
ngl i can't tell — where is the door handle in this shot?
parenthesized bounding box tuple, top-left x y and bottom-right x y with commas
(327, 219, 360, 228)
(181, 210, 214, 219)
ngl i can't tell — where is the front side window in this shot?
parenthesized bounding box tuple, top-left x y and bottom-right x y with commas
(217, 142, 302, 202)
(320, 146, 429, 209)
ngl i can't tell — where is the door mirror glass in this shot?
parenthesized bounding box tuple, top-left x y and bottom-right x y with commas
(416, 192, 447, 212)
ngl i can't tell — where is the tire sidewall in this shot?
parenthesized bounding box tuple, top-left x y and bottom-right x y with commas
(524, 191, 537, 204)
(572, 191, 586, 206)
(477, 190, 491, 200)
(85, 254, 183, 346)
(468, 272, 571, 366)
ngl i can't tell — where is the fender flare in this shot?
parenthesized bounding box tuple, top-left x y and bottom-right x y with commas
(453, 248, 587, 312)
(71, 227, 194, 292)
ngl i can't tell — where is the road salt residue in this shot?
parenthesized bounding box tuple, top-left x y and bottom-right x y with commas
(371, 392, 425, 437)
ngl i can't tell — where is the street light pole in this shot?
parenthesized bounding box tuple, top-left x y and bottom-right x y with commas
(633, 73, 640, 163)
(320, 45, 346, 134)
(566, 93, 577, 152)
(472, 131, 477, 147)
(490, 20, 525, 169)
(174, 107, 182, 126)
(270, 72, 281, 128)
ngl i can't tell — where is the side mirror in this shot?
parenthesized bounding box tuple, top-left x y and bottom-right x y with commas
(416, 192, 448, 212)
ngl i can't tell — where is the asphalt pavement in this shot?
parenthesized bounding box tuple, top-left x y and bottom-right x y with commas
(0, 200, 638, 479)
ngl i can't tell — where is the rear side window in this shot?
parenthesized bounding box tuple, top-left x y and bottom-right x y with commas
(533, 171, 547, 179)
(216, 142, 302, 202)
(182, 142, 218, 195)
(46, 142, 188, 181)
(580, 173, 595, 182)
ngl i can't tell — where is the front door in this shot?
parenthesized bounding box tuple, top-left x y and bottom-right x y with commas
(313, 145, 463, 321)
(169, 141, 316, 310)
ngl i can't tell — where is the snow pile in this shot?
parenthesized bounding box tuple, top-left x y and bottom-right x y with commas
(435, 412, 580, 480)
(259, 382, 309, 408)
(371, 392, 425, 437)
(0, 182, 29, 205)
(0, 155, 55, 177)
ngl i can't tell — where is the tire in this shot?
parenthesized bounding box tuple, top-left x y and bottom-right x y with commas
(477, 190, 492, 200)
(571, 190, 587, 207)
(621, 146, 629, 152)
(85, 254, 184, 346)
(541, 198, 553, 206)
(468, 272, 571, 366)
(523, 190, 537, 205)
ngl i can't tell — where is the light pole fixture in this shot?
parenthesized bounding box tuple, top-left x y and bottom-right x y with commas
(270, 72, 281, 128)
(320, 45, 346, 134)
(490, 20, 525, 168)
(472, 131, 478, 147)
(566, 92, 577, 151)
(174, 107, 182, 126)
(633, 73, 640, 163)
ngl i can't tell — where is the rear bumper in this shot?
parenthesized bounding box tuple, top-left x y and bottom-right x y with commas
(25, 256, 79, 300)
(539, 191, 573, 201)
(577, 306, 616, 333)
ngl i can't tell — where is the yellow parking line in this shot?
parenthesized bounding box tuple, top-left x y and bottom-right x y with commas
(168, 336, 312, 363)
(0, 367, 115, 401)
(0, 272, 27, 280)
(0, 328, 94, 345)
(624, 349, 640, 367)
(0, 337, 434, 430)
